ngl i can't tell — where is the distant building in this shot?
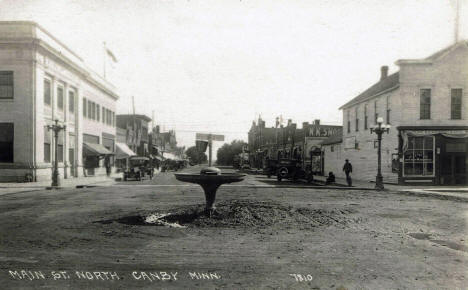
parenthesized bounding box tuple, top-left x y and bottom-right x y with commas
(0, 21, 119, 182)
(116, 114, 152, 157)
(339, 42, 468, 185)
(248, 117, 341, 174)
(149, 125, 178, 157)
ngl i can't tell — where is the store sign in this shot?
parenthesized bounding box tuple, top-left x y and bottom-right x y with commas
(307, 126, 342, 137)
(196, 133, 225, 142)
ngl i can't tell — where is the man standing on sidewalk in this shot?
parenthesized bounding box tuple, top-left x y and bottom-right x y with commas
(343, 159, 352, 187)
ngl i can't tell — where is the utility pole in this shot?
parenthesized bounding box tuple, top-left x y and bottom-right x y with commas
(455, 0, 460, 43)
(208, 134, 212, 167)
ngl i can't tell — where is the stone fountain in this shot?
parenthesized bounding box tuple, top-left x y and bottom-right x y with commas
(174, 167, 245, 216)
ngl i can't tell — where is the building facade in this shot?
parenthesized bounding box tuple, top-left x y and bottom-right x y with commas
(248, 117, 341, 174)
(116, 114, 151, 157)
(0, 21, 119, 182)
(339, 42, 468, 185)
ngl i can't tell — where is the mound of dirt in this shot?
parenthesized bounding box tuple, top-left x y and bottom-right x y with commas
(148, 200, 359, 229)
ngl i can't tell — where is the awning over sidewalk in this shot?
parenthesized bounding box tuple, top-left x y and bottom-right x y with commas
(150, 154, 163, 161)
(163, 152, 179, 160)
(83, 142, 113, 156)
(115, 142, 136, 159)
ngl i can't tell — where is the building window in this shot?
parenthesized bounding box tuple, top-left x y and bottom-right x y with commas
(0, 123, 14, 163)
(57, 86, 64, 111)
(68, 91, 75, 113)
(83, 98, 87, 117)
(374, 100, 378, 124)
(96, 104, 100, 121)
(92, 102, 96, 120)
(403, 136, 434, 176)
(107, 109, 111, 125)
(331, 145, 334, 152)
(57, 145, 64, 162)
(451, 88, 462, 120)
(44, 79, 51, 106)
(0, 71, 14, 99)
(420, 89, 431, 119)
(386, 96, 391, 124)
(88, 100, 92, 119)
(102, 107, 105, 123)
(355, 107, 359, 132)
(347, 110, 350, 133)
(364, 104, 368, 130)
(44, 127, 51, 163)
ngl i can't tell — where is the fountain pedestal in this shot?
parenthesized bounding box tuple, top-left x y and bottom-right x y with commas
(174, 167, 245, 216)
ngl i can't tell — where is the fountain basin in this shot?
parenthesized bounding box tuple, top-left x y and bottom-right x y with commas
(174, 170, 245, 216)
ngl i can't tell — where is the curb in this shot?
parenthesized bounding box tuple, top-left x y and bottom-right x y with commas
(389, 189, 468, 203)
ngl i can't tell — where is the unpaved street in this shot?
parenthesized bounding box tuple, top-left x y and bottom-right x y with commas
(0, 171, 467, 289)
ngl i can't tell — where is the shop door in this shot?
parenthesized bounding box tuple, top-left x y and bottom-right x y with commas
(440, 153, 466, 185)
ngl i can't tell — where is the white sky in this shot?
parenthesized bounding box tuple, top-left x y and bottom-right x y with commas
(0, 0, 464, 154)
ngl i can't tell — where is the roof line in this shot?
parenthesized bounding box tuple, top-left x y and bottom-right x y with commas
(339, 84, 399, 110)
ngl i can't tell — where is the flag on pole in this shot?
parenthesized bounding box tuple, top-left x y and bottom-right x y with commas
(106, 47, 118, 63)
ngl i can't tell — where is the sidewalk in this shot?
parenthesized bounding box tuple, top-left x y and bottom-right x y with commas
(0, 173, 121, 196)
(313, 174, 468, 201)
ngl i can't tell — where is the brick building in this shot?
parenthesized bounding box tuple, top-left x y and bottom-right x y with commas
(0, 21, 119, 182)
(339, 41, 468, 185)
(116, 114, 151, 157)
(248, 117, 341, 174)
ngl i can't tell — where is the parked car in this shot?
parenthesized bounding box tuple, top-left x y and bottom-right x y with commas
(123, 156, 154, 181)
(275, 158, 313, 182)
(263, 158, 278, 178)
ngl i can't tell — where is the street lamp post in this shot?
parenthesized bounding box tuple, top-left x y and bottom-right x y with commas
(370, 117, 390, 190)
(47, 119, 66, 188)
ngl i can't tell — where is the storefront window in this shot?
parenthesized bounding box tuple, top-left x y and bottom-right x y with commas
(403, 136, 434, 176)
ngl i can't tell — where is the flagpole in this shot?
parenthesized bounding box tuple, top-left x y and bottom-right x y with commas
(103, 41, 107, 79)
(455, 0, 460, 43)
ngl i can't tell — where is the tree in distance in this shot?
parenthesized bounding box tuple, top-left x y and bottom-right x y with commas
(216, 140, 248, 166)
(185, 146, 208, 165)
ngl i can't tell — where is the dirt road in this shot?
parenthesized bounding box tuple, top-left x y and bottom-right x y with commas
(0, 171, 467, 289)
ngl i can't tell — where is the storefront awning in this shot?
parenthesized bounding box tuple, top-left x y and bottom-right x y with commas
(115, 142, 136, 159)
(163, 152, 179, 160)
(83, 142, 113, 156)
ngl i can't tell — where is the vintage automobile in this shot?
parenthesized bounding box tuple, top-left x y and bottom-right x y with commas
(274, 158, 313, 183)
(123, 156, 154, 181)
(263, 158, 278, 178)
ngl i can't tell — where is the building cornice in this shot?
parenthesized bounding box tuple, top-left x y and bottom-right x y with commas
(33, 39, 119, 100)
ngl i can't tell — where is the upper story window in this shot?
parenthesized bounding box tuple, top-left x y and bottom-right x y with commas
(57, 86, 64, 111)
(346, 110, 350, 133)
(97, 104, 100, 121)
(355, 106, 359, 132)
(102, 107, 106, 123)
(87, 100, 92, 119)
(0, 71, 13, 99)
(374, 100, 378, 123)
(364, 104, 368, 130)
(386, 96, 391, 124)
(420, 88, 431, 119)
(68, 91, 75, 113)
(83, 98, 87, 117)
(91, 102, 96, 120)
(44, 79, 51, 106)
(451, 88, 462, 120)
